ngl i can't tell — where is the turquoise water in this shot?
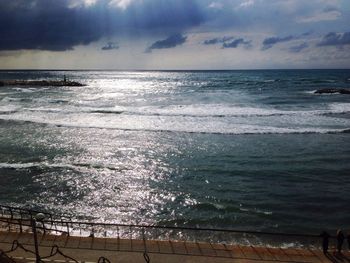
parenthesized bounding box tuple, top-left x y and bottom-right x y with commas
(0, 70, 349, 234)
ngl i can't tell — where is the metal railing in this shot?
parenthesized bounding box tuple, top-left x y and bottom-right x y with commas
(2, 204, 347, 262)
(0, 204, 72, 222)
(0, 204, 327, 249)
(0, 204, 115, 263)
(1, 239, 109, 263)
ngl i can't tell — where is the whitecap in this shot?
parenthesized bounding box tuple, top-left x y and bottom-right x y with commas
(0, 105, 19, 114)
(328, 103, 350, 114)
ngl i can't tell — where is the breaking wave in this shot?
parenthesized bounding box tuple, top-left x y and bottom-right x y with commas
(16, 102, 350, 118)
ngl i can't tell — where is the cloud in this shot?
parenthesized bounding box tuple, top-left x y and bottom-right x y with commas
(297, 9, 341, 23)
(146, 34, 187, 53)
(289, 42, 309, 53)
(203, 36, 234, 45)
(109, 0, 135, 10)
(236, 0, 255, 9)
(208, 2, 223, 9)
(0, 0, 205, 51)
(68, 0, 98, 8)
(101, 42, 119, 50)
(203, 36, 251, 48)
(301, 31, 313, 37)
(1, 0, 349, 57)
(222, 38, 251, 48)
(317, 32, 350, 46)
(262, 36, 294, 50)
(0, 1, 105, 51)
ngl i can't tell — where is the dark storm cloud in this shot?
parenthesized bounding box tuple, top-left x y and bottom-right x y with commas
(145, 34, 187, 53)
(222, 38, 251, 48)
(1, 0, 349, 54)
(289, 42, 309, 53)
(203, 36, 251, 49)
(101, 42, 119, 50)
(0, 0, 206, 51)
(203, 36, 234, 45)
(262, 35, 294, 50)
(0, 0, 105, 51)
(317, 32, 350, 47)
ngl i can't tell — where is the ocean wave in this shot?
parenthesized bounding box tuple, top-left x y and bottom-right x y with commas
(239, 206, 273, 216)
(69, 102, 350, 118)
(74, 104, 350, 118)
(49, 99, 69, 104)
(13, 87, 36, 93)
(193, 202, 232, 212)
(90, 110, 124, 114)
(1, 102, 349, 135)
(126, 105, 286, 117)
(0, 105, 19, 114)
(19, 105, 285, 117)
(297, 78, 338, 84)
(0, 115, 348, 135)
(1, 97, 33, 103)
(6, 102, 350, 118)
(0, 161, 126, 171)
(326, 103, 350, 115)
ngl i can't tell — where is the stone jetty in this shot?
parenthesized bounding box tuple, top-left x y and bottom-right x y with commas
(0, 80, 85, 87)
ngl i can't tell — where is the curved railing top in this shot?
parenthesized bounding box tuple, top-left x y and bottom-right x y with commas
(0, 203, 338, 248)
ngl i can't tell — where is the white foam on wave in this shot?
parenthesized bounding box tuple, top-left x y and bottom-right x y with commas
(0, 105, 19, 113)
(26, 106, 126, 114)
(22, 104, 283, 117)
(128, 104, 284, 117)
(329, 103, 350, 114)
(87, 103, 350, 117)
(304, 90, 317, 94)
(0, 110, 349, 135)
(12, 101, 350, 119)
(13, 87, 37, 93)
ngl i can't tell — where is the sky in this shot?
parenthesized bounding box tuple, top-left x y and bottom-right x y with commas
(0, 0, 350, 69)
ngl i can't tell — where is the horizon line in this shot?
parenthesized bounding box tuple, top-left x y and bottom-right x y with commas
(0, 68, 350, 71)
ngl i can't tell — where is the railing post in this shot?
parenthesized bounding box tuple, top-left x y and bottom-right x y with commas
(18, 219, 22, 233)
(31, 218, 41, 263)
(142, 228, 150, 263)
(9, 207, 13, 219)
(142, 227, 148, 253)
(130, 226, 133, 250)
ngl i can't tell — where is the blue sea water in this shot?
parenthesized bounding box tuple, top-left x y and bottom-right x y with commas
(0, 70, 349, 235)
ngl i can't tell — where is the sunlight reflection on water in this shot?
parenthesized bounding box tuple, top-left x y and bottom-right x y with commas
(1, 70, 350, 234)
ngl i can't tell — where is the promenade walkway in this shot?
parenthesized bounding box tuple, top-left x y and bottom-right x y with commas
(0, 205, 349, 263)
(1, 230, 350, 263)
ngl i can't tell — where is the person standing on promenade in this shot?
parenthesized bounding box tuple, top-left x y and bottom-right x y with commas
(336, 229, 344, 254)
(320, 231, 330, 254)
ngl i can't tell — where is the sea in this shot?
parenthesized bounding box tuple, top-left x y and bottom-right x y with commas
(0, 70, 349, 236)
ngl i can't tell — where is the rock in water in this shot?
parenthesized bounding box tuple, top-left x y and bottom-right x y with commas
(314, 88, 350, 94)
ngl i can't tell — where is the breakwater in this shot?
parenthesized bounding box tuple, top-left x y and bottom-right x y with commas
(0, 80, 85, 87)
